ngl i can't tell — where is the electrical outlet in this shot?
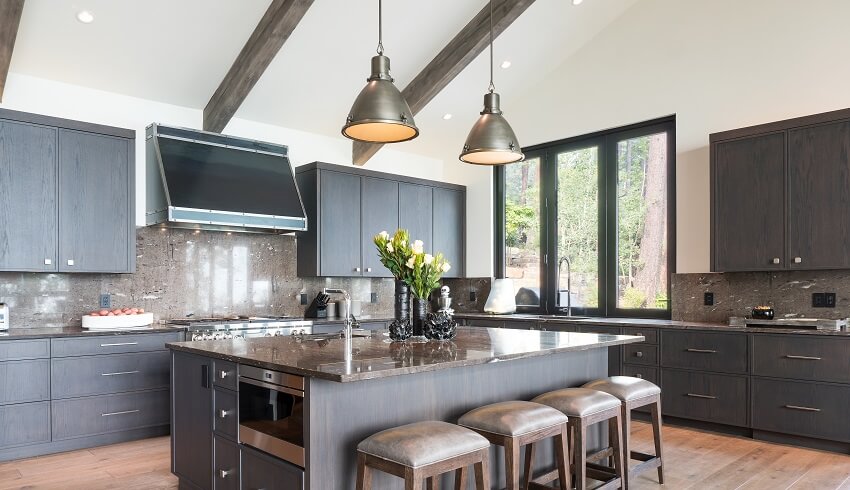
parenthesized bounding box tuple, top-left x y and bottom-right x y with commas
(370, 292, 377, 304)
(704, 292, 714, 306)
(469, 291, 477, 302)
(812, 292, 826, 308)
(825, 292, 836, 308)
(299, 293, 308, 305)
(99, 294, 111, 309)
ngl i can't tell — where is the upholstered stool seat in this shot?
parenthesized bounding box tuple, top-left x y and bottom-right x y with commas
(532, 388, 625, 490)
(459, 401, 570, 490)
(584, 376, 664, 489)
(356, 421, 491, 490)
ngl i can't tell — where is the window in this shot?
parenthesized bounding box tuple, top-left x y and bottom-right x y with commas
(495, 117, 675, 318)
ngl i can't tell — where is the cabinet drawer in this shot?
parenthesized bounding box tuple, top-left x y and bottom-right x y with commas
(51, 332, 181, 357)
(578, 325, 622, 336)
(241, 444, 305, 489)
(624, 344, 658, 366)
(51, 389, 169, 440)
(752, 335, 850, 383)
(621, 365, 659, 386)
(622, 327, 658, 344)
(214, 388, 238, 440)
(661, 330, 748, 374)
(214, 436, 239, 490)
(0, 359, 49, 405)
(752, 378, 850, 442)
(359, 322, 386, 331)
(661, 369, 748, 427)
(51, 351, 170, 399)
(0, 339, 49, 360)
(0, 401, 50, 448)
(213, 360, 237, 390)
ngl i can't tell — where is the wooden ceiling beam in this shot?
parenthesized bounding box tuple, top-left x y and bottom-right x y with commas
(353, 0, 536, 166)
(203, 0, 314, 133)
(0, 0, 26, 103)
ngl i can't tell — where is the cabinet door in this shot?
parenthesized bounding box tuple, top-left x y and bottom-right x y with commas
(788, 120, 850, 269)
(361, 177, 398, 277)
(241, 444, 304, 490)
(399, 183, 433, 252)
(172, 352, 213, 490)
(58, 129, 132, 273)
(432, 187, 464, 277)
(213, 436, 239, 490)
(0, 120, 58, 271)
(712, 133, 785, 271)
(319, 170, 362, 276)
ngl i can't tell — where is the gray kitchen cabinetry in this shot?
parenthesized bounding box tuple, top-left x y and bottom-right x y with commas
(214, 436, 240, 490)
(0, 109, 135, 273)
(296, 162, 466, 278)
(661, 369, 748, 427)
(172, 351, 214, 490)
(241, 444, 305, 490)
(711, 108, 850, 272)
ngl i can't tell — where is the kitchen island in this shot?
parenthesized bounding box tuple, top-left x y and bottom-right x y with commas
(167, 326, 643, 490)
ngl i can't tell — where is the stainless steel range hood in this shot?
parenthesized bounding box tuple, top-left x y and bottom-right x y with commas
(145, 124, 307, 233)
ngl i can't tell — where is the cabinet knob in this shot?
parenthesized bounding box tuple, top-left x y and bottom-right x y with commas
(771, 258, 780, 265)
(366, 267, 372, 272)
(44, 258, 52, 265)
(219, 409, 232, 419)
(219, 469, 232, 479)
(67, 259, 75, 266)
(635, 373, 643, 379)
(219, 370, 229, 379)
(354, 267, 361, 272)
(794, 257, 802, 264)
(635, 351, 644, 358)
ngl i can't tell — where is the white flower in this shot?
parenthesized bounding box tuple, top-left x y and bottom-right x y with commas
(378, 231, 389, 240)
(441, 262, 451, 273)
(412, 240, 424, 255)
(423, 254, 434, 265)
(400, 240, 406, 247)
(386, 242, 394, 253)
(406, 257, 416, 269)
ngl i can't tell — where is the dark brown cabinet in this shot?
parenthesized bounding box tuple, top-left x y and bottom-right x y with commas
(711, 108, 850, 272)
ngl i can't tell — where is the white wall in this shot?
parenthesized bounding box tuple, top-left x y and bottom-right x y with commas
(452, 0, 850, 275)
(0, 73, 445, 227)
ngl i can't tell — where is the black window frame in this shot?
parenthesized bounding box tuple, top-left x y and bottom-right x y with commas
(495, 115, 676, 319)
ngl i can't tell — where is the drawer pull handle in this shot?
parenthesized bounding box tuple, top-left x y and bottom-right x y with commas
(635, 351, 644, 358)
(686, 393, 717, 400)
(219, 409, 233, 419)
(101, 370, 139, 376)
(219, 469, 232, 479)
(101, 409, 140, 417)
(784, 355, 822, 361)
(686, 348, 717, 354)
(219, 370, 230, 379)
(635, 373, 643, 379)
(100, 342, 139, 347)
(784, 405, 821, 412)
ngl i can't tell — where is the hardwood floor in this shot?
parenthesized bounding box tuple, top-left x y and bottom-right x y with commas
(0, 423, 847, 489)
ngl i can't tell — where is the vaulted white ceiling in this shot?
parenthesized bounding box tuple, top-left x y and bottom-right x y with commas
(10, 0, 638, 163)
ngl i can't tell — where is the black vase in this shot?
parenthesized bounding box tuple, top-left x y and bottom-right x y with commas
(413, 297, 428, 338)
(389, 280, 412, 341)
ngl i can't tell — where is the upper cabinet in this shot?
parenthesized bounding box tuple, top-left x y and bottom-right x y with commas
(0, 110, 135, 274)
(711, 109, 850, 272)
(295, 162, 466, 278)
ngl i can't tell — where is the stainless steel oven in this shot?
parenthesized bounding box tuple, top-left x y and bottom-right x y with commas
(238, 365, 305, 467)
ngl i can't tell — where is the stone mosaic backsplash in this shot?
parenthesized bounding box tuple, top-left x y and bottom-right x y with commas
(672, 270, 850, 323)
(0, 227, 395, 329)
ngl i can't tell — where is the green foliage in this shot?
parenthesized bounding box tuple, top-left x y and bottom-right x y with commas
(373, 229, 414, 281)
(622, 287, 647, 308)
(405, 249, 451, 299)
(505, 200, 536, 248)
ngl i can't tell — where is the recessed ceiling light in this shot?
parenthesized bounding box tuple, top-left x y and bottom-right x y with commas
(500, 60, 512, 69)
(572, 0, 584, 5)
(442, 113, 453, 120)
(76, 10, 95, 24)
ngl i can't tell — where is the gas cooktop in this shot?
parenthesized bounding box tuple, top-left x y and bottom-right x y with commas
(171, 316, 314, 341)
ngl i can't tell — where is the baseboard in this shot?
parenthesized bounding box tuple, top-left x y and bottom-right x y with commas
(0, 425, 170, 462)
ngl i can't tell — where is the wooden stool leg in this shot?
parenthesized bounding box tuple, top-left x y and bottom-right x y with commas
(574, 420, 587, 490)
(651, 398, 665, 484)
(554, 425, 571, 490)
(506, 437, 521, 490)
(523, 442, 536, 490)
(609, 413, 625, 486)
(454, 466, 467, 490)
(356, 452, 372, 490)
(426, 476, 440, 490)
(620, 403, 631, 489)
(406, 467, 424, 490)
(474, 450, 490, 490)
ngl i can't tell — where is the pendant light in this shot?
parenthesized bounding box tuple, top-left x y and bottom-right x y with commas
(459, 0, 524, 165)
(342, 0, 418, 144)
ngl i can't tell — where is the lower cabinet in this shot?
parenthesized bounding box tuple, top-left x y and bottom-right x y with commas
(661, 369, 748, 427)
(52, 389, 169, 440)
(172, 351, 213, 490)
(752, 378, 850, 443)
(241, 444, 305, 490)
(214, 437, 240, 490)
(0, 402, 50, 447)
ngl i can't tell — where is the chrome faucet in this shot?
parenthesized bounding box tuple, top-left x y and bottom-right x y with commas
(557, 256, 572, 316)
(322, 288, 353, 339)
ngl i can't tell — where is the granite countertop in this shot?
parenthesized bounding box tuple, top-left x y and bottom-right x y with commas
(166, 326, 644, 383)
(0, 325, 185, 340)
(455, 313, 850, 336)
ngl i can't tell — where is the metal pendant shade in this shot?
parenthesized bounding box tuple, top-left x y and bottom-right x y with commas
(342, 55, 418, 143)
(459, 0, 523, 165)
(342, 0, 418, 144)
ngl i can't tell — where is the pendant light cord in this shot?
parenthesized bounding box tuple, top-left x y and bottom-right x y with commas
(488, 0, 495, 93)
(377, 0, 384, 55)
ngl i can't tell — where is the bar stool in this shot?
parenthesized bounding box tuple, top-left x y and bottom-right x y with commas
(458, 400, 570, 490)
(584, 376, 663, 489)
(356, 420, 491, 490)
(532, 388, 625, 490)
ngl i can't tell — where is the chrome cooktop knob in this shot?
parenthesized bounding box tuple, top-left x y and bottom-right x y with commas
(273, 330, 282, 336)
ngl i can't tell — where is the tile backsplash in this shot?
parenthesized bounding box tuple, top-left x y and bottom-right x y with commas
(672, 270, 850, 322)
(0, 227, 394, 328)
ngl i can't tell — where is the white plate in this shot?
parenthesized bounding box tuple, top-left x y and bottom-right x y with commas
(82, 312, 154, 330)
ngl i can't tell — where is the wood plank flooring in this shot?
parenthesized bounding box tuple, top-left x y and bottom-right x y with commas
(0, 422, 847, 489)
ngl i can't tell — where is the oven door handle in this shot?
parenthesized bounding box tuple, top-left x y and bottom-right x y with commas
(239, 376, 305, 397)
